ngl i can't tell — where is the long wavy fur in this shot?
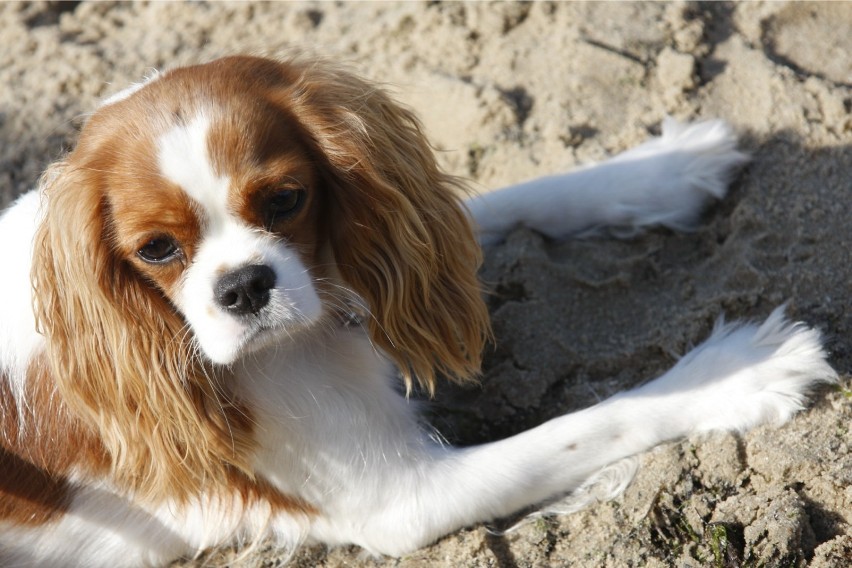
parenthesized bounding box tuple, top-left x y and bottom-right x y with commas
(267, 56, 492, 393)
(31, 161, 256, 503)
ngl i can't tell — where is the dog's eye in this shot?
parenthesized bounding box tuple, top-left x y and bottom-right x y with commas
(137, 237, 179, 264)
(264, 189, 305, 229)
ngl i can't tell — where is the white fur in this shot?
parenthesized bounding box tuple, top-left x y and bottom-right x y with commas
(239, 306, 834, 556)
(0, 191, 44, 405)
(0, 114, 837, 567)
(468, 117, 750, 245)
(157, 113, 230, 224)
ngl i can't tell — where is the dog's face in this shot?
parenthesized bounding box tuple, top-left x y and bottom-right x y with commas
(96, 71, 328, 364)
(34, 55, 489, 385)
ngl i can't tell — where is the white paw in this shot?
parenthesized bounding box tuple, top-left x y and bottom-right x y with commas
(646, 306, 837, 434)
(607, 118, 750, 235)
(658, 117, 750, 201)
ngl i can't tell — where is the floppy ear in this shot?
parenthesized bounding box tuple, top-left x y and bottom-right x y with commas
(283, 60, 491, 393)
(31, 161, 254, 502)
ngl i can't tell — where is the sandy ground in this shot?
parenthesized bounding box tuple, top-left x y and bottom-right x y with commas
(1, 1, 850, 566)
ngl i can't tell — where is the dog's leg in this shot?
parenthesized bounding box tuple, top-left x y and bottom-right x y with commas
(467, 118, 749, 246)
(310, 308, 834, 556)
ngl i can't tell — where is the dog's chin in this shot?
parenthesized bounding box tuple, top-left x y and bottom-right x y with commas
(199, 316, 322, 366)
(235, 325, 291, 358)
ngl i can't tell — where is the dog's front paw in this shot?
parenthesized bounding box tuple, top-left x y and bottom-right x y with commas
(609, 118, 750, 235)
(643, 307, 837, 434)
(658, 117, 750, 201)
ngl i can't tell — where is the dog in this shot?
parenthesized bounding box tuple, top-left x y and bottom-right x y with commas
(0, 55, 836, 567)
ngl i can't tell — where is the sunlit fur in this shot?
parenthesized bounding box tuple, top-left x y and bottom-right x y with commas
(0, 55, 837, 567)
(280, 59, 490, 391)
(31, 158, 257, 502)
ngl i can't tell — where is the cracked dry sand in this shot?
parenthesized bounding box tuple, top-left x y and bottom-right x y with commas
(0, 2, 849, 567)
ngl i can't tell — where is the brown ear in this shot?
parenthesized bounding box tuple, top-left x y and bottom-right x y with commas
(31, 161, 254, 501)
(282, 59, 491, 393)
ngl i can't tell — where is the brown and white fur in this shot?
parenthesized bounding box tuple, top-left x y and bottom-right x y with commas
(0, 55, 836, 567)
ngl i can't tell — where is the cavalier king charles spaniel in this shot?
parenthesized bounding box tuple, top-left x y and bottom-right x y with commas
(0, 55, 836, 566)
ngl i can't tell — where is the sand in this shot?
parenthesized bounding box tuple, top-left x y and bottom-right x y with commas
(0, 2, 849, 566)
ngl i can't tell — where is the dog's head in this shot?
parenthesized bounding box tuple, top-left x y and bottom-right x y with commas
(31, 55, 489, 496)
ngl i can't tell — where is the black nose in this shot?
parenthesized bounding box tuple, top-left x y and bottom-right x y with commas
(215, 264, 277, 316)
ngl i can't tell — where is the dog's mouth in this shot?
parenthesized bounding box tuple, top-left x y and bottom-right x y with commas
(225, 302, 327, 360)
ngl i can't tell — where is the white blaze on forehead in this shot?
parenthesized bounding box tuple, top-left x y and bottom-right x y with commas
(157, 112, 231, 228)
